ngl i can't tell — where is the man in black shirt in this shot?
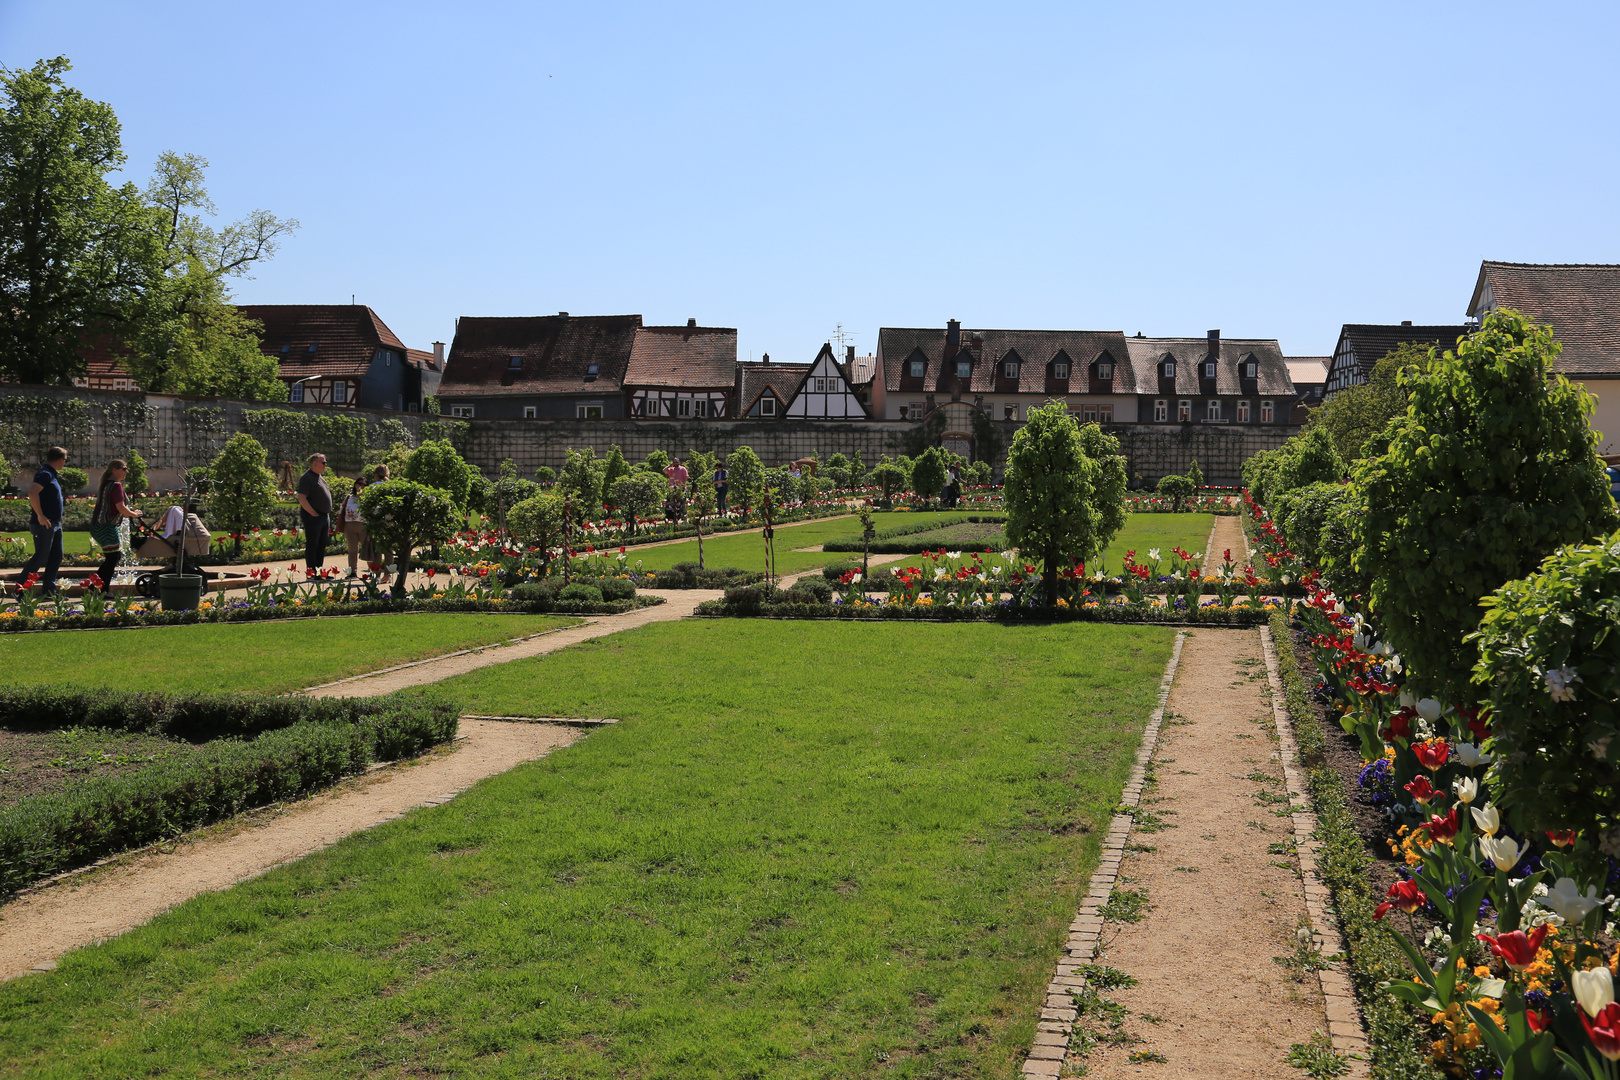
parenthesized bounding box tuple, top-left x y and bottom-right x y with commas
(21, 446, 67, 595)
(294, 453, 333, 571)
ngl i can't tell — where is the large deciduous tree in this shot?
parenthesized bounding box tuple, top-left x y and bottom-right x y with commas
(1355, 309, 1620, 700)
(1004, 400, 1127, 606)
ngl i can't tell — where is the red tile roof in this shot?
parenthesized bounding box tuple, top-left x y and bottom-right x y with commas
(623, 325, 738, 389)
(736, 361, 808, 415)
(1470, 262, 1620, 376)
(440, 314, 642, 396)
(238, 304, 409, 380)
(880, 327, 1135, 394)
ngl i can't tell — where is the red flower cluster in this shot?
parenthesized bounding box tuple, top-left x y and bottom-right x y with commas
(1374, 879, 1425, 920)
(1413, 739, 1450, 772)
(1476, 924, 1550, 970)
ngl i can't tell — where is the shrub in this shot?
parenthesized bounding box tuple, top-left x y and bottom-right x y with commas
(910, 445, 949, 505)
(1155, 473, 1195, 511)
(534, 465, 557, 484)
(507, 491, 566, 569)
(558, 581, 603, 603)
(56, 466, 88, 493)
(210, 432, 278, 554)
(609, 472, 663, 522)
(822, 560, 860, 581)
(123, 450, 147, 494)
(509, 580, 561, 606)
(1472, 530, 1620, 852)
(596, 576, 636, 601)
(1186, 458, 1203, 488)
(725, 446, 764, 512)
(1276, 481, 1351, 568)
(786, 577, 833, 604)
(405, 438, 475, 507)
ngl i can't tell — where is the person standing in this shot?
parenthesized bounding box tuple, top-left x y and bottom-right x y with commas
(662, 457, 688, 523)
(89, 459, 143, 586)
(339, 475, 371, 577)
(714, 461, 728, 515)
(21, 447, 67, 595)
(294, 453, 333, 570)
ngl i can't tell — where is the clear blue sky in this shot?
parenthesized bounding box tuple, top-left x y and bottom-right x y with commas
(5, 1, 1617, 362)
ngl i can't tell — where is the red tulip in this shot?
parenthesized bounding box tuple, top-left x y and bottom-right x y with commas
(1547, 830, 1578, 848)
(1581, 1003, 1620, 1061)
(1381, 708, 1415, 741)
(83, 574, 104, 590)
(1374, 879, 1426, 920)
(1426, 806, 1461, 842)
(1403, 776, 1438, 805)
(1413, 739, 1450, 772)
(1526, 1009, 1551, 1034)
(1477, 924, 1550, 970)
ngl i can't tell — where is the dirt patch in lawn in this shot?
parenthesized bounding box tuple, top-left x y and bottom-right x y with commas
(0, 728, 193, 808)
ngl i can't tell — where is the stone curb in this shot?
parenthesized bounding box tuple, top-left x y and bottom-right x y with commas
(1259, 624, 1373, 1078)
(1020, 629, 1186, 1078)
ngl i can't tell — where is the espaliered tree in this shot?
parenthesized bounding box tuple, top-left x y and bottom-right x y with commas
(1354, 309, 1620, 700)
(1003, 400, 1127, 607)
(359, 479, 461, 598)
(684, 450, 719, 569)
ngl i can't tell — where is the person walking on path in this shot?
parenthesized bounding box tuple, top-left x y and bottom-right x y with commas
(21, 447, 68, 595)
(338, 475, 373, 577)
(714, 461, 728, 515)
(295, 453, 333, 571)
(89, 459, 143, 586)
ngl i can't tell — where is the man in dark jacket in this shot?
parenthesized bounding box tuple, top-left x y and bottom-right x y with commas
(294, 453, 333, 570)
(21, 447, 67, 595)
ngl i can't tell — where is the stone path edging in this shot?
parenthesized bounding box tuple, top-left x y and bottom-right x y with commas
(1259, 624, 1373, 1077)
(1021, 629, 1187, 1078)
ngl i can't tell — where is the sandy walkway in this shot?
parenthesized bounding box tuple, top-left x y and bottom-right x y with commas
(1061, 628, 1328, 1078)
(0, 719, 581, 982)
(1202, 514, 1250, 577)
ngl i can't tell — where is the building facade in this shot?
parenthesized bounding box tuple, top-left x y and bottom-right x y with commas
(622, 320, 739, 419)
(1322, 322, 1470, 401)
(436, 313, 641, 420)
(239, 304, 431, 411)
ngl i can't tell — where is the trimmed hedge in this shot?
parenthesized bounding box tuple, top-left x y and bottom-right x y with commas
(703, 588, 1279, 625)
(820, 515, 987, 553)
(647, 563, 765, 589)
(1268, 610, 1442, 1080)
(0, 692, 460, 898)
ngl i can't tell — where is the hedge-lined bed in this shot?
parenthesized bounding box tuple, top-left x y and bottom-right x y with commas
(820, 514, 992, 553)
(0, 688, 461, 898)
(698, 584, 1281, 625)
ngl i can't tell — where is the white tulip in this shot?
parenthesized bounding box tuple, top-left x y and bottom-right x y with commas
(933, 569, 948, 581)
(1399, 689, 1416, 710)
(1353, 631, 1371, 652)
(1453, 743, 1493, 768)
(850, 573, 862, 584)
(1453, 777, 1479, 803)
(946, 550, 962, 560)
(1477, 834, 1526, 870)
(1148, 548, 1161, 562)
(1574, 966, 1615, 1019)
(1538, 877, 1606, 925)
(1000, 550, 1017, 561)
(1416, 698, 1444, 723)
(1386, 655, 1404, 675)
(1471, 804, 1501, 837)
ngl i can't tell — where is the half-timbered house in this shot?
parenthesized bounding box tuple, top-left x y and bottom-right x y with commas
(783, 343, 870, 419)
(240, 304, 432, 411)
(623, 320, 738, 419)
(1322, 322, 1469, 401)
(734, 357, 808, 419)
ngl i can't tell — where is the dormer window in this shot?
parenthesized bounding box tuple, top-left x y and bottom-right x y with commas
(955, 359, 971, 378)
(1163, 359, 1176, 380)
(1096, 361, 1114, 381)
(508, 355, 522, 369)
(585, 363, 599, 380)
(909, 359, 925, 379)
(279, 344, 290, 356)
(1203, 361, 1217, 379)
(1003, 360, 1019, 380)
(1053, 360, 1070, 380)
(1243, 358, 1258, 380)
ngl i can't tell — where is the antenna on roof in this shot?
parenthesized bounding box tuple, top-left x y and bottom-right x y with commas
(352, 294, 355, 305)
(833, 323, 855, 351)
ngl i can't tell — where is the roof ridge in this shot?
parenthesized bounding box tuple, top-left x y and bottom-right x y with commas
(1484, 261, 1620, 270)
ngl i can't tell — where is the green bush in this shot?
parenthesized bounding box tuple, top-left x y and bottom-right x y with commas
(1473, 531, 1620, 851)
(1275, 481, 1352, 568)
(787, 577, 833, 604)
(558, 582, 603, 603)
(649, 564, 760, 589)
(123, 450, 148, 495)
(405, 438, 476, 507)
(534, 465, 557, 485)
(56, 466, 88, 493)
(1155, 473, 1195, 511)
(821, 560, 860, 581)
(595, 576, 636, 601)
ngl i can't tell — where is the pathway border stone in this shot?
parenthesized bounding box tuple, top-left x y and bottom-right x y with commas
(1259, 624, 1373, 1077)
(1021, 629, 1186, 1078)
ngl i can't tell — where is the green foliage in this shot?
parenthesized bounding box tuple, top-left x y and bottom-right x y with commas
(724, 445, 764, 511)
(465, 473, 493, 514)
(643, 449, 670, 473)
(1356, 309, 1620, 698)
(608, 472, 663, 522)
(558, 447, 603, 513)
(1473, 531, 1620, 849)
(404, 438, 475, 507)
(867, 456, 910, 506)
(1155, 473, 1194, 511)
(1004, 401, 1127, 605)
(0, 396, 92, 466)
(507, 491, 567, 565)
(965, 461, 993, 486)
(969, 408, 1004, 470)
(1244, 427, 1344, 508)
(368, 418, 413, 451)
(364, 440, 412, 481)
(599, 445, 629, 498)
(1273, 481, 1353, 569)
(208, 433, 277, 549)
(55, 466, 87, 493)
(558, 581, 604, 604)
(242, 409, 368, 474)
(122, 449, 147, 494)
(489, 461, 540, 533)
(910, 445, 949, 504)
(359, 479, 461, 597)
(1186, 458, 1203, 488)
(534, 465, 557, 485)
(1308, 342, 1438, 463)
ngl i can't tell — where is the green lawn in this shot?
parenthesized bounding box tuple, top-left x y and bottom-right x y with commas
(0, 619, 1177, 1078)
(618, 511, 968, 575)
(0, 613, 579, 696)
(880, 512, 1215, 578)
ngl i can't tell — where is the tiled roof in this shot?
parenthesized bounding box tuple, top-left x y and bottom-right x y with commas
(1123, 337, 1296, 396)
(439, 314, 642, 396)
(736, 361, 808, 413)
(1334, 324, 1471, 384)
(406, 348, 438, 372)
(849, 354, 877, 385)
(878, 327, 1135, 394)
(1286, 357, 1330, 386)
(77, 331, 138, 384)
(239, 304, 410, 380)
(623, 325, 738, 389)
(1471, 262, 1620, 376)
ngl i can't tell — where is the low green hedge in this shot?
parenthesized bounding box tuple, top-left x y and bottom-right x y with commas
(1268, 610, 1441, 1080)
(648, 563, 765, 589)
(820, 515, 986, 553)
(0, 693, 460, 898)
(702, 588, 1277, 625)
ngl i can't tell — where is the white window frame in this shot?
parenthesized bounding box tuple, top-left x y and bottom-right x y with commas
(1052, 361, 1070, 380)
(1082, 405, 1098, 423)
(1003, 361, 1019, 379)
(1177, 399, 1191, 422)
(1261, 399, 1275, 423)
(450, 404, 474, 418)
(677, 398, 692, 418)
(955, 359, 971, 378)
(1204, 361, 1217, 379)
(289, 382, 304, 403)
(909, 360, 925, 379)
(523, 406, 537, 419)
(1154, 399, 1167, 422)
(332, 381, 347, 404)
(1097, 404, 1113, 423)
(1207, 399, 1222, 420)
(1244, 361, 1258, 379)
(1096, 362, 1113, 381)
(576, 403, 602, 419)
(1164, 360, 1176, 380)
(760, 396, 776, 416)
(1237, 399, 1250, 422)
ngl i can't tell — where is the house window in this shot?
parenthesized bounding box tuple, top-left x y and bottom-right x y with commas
(694, 399, 710, 419)
(585, 363, 599, 379)
(450, 405, 474, 418)
(524, 406, 537, 419)
(1178, 400, 1191, 422)
(956, 359, 971, 378)
(1237, 399, 1250, 422)
(1052, 361, 1070, 379)
(1244, 361, 1257, 379)
(677, 398, 692, 418)
(760, 396, 776, 416)
(1207, 399, 1222, 420)
(333, 381, 347, 403)
(1098, 404, 1113, 423)
(577, 403, 602, 419)
(908, 401, 923, 417)
(1204, 361, 1217, 379)
(909, 360, 925, 379)
(1154, 399, 1168, 422)
(1004, 404, 1017, 420)
(1004, 361, 1019, 379)
(1261, 400, 1275, 423)
(508, 355, 522, 369)
(1082, 405, 1098, 422)
(1096, 361, 1113, 381)
(289, 382, 304, 403)
(1163, 360, 1176, 379)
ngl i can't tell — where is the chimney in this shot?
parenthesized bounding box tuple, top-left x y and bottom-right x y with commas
(1401, 320, 1412, 326)
(1207, 329, 1220, 359)
(846, 345, 855, 364)
(762, 352, 770, 364)
(946, 319, 961, 347)
(558, 311, 569, 318)
(687, 317, 697, 327)
(432, 341, 444, 367)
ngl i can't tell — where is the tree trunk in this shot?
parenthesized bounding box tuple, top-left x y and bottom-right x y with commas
(393, 546, 412, 599)
(695, 515, 705, 570)
(1044, 544, 1059, 608)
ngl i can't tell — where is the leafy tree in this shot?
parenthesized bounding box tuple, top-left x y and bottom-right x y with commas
(643, 449, 670, 474)
(1355, 310, 1620, 700)
(364, 441, 412, 482)
(559, 447, 603, 513)
(685, 450, 719, 568)
(867, 457, 909, 507)
(1156, 473, 1194, 512)
(609, 472, 663, 526)
(209, 432, 276, 555)
(724, 446, 764, 513)
(507, 491, 567, 573)
(910, 445, 949, 507)
(534, 465, 556, 485)
(1274, 481, 1353, 569)
(599, 445, 629, 505)
(359, 479, 461, 598)
(1307, 342, 1437, 464)
(405, 438, 474, 507)
(965, 461, 993, 486)
(1004, 401, 1126, 606)
(123, 449, 147, 494)
(1186, 458, 1203, 488)
(0, 57, 147, 385)
(56, 466, 87, 493)
(489, 460, 539, 537)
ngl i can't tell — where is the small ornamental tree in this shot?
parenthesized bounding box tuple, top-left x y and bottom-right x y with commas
(559, 447, 603, 514)
(490, 459, 539, 538)
(1004, 401, 1127, 606)
(209, 432, 277, 555)
(608, 472, 663, 528)
(1155, 473, 1194, 512)
(725, 446, 764, 514)
(910, 446, 948, 507)
(599, 445, 629, 503)
(684, 450, 718, 568)
(643, 449, 670, 474)
(1186, 458, 1203, 488)
(507, 491, 567, 573)
(123, 449, 148, 495)
(1472, 531, 1620, 855)
(359, 479, 460, 598)
(867, 457, 908, 507)
(1356, 309, 1620, 700)
(404, 438, 474, 507)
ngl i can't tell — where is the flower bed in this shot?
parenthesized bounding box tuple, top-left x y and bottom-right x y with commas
(1123, 493, 1239, 514)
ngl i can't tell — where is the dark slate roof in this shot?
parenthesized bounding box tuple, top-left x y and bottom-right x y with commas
(1470, 262, 1620, 376)
(440, 314, 642, 396)
(1123, 336, 1296, 396)
(1332, 324, 1471, 384)
(878, 327, 1135, 393)
(736, 361, 808, 413)
(622, 325, 738, 389)
(1286, 357, 1330, 386)
(238, 304, 410, 380)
